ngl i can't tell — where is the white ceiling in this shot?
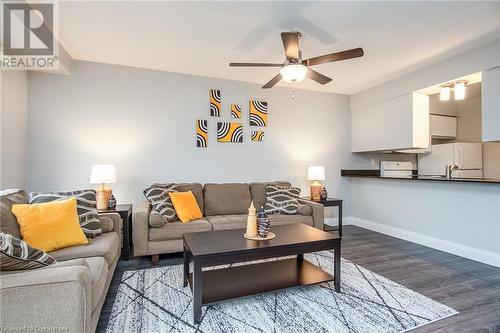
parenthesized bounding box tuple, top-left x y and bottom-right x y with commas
(57, 1, 500, 95)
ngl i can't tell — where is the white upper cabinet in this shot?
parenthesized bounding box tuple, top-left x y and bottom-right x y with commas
(351, 93, 429, 152)
(482, 66, 500, 142)
(430, 114, 457, 138)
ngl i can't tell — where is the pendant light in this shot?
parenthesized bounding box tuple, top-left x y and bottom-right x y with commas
(454, 81, 467, 100)
(439, 85, 451, 101)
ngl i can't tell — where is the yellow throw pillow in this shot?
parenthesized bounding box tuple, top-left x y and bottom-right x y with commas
(169, 191, 203, 223)
(11, 197, 88, 252)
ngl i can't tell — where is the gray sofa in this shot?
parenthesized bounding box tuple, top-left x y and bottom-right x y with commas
(0, 189, 122, 333)
(133, 182, 324, 263)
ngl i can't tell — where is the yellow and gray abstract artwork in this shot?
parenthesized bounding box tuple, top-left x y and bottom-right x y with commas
(231, 104, 242, 119)
(210, 89, 221, 117)
(249, 100, 268, 127)
(196, 119, 208, 148)
(217, 122, 243, 143)
(251, 130, 265, 142)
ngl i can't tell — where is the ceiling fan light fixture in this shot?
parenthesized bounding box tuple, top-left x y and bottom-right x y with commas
(280, 64, 308, 83)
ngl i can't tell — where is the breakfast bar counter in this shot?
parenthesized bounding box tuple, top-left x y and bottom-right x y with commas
(341, 170, 500, 184)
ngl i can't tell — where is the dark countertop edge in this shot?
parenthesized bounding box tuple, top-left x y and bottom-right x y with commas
(341, 170, 500, 184)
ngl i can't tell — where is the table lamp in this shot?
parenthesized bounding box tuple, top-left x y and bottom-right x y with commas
(307, 166, 325, 201)
(90, 164, 116, 210)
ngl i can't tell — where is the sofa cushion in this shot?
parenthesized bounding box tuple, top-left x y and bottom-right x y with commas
(0, 189, 28, 238)
(250, 181, 291, 209)
(205, 214, 247, 231)
(29, 189, 102, 238)
(268, 214, 313, 226)
(49, 257, 88, 269)
(84, 257, 108, 311)
(149, 218, 212, 241)
(204, 183, 251, 216)
(0, 232, 56, 271)
(143, 184, 177, 225)
(48, 232, 119, 267)
(264, 185, 301, 215)
(174, 183, 204, 213)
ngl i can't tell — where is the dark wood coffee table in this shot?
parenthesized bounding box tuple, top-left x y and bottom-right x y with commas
(183, 223, 341, 323)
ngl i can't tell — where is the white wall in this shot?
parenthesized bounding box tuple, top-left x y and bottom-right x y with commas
(1, 71, 28, 189)
(27, 61, 352, 214)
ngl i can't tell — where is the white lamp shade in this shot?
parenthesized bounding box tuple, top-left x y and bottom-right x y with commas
(307, 166, 325, 181)
(90, 164, 116, 184)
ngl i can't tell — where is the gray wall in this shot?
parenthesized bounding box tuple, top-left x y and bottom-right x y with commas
(348, 40, 500, 264)
(1, 71, 28, 189)
(351, 178, 500, 254)
(27, 61, 352, 212)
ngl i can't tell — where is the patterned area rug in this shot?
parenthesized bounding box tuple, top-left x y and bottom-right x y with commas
(106, 251, 457, 333)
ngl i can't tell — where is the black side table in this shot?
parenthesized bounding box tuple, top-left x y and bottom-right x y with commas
(99, 204, 132, 260)
(301, 197, 343, 237)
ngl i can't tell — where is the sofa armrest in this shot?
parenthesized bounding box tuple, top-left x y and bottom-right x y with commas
(99, 211, 122, 234)
(0, 265, 92, 332)
(298, 199, 324, 230)
(133, 201, 151, 256)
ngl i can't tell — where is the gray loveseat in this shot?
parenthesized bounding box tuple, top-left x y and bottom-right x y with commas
(0, 189, 122, 333)
(133, 182, 324, 263)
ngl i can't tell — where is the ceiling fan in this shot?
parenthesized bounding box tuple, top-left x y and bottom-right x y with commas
(229, 31, 364, 89)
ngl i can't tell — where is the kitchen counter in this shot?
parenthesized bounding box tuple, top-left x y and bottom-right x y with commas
(341, 170, 500, 184)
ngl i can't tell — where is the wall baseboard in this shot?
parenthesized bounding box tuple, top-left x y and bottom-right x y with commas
(324, 217, 354, 227)
(325, 216, 352, 227)
(345, 216, 500, 268)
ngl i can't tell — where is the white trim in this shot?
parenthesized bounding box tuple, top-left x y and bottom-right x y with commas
(323, 217, 354, 227)
(347, 216, 500, 268)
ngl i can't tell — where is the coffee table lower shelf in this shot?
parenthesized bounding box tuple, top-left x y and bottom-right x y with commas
(188, 257, 334, 305)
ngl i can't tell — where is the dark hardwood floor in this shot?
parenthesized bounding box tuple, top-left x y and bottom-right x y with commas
(97, 226, 500, 332)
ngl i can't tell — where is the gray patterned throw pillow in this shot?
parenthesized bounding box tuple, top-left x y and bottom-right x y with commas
(264, 185, 301, 215)
(143, 184, 178, 223)
(29, 189, 102, 238)
(0, 232, 56, 271)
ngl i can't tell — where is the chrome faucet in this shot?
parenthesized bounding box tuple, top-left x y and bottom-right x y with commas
(445, 163, 460, 180)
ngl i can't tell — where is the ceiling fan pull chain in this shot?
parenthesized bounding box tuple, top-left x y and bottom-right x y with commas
(292, 83, 296, 100)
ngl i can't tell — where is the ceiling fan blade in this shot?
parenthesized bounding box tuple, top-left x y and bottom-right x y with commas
(303, 48, 364, 66)
(262, 73, 282, 89)
(307, 69, 332, 85)
(281, 32, 299, 61)
(230, 62, 283, 67)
